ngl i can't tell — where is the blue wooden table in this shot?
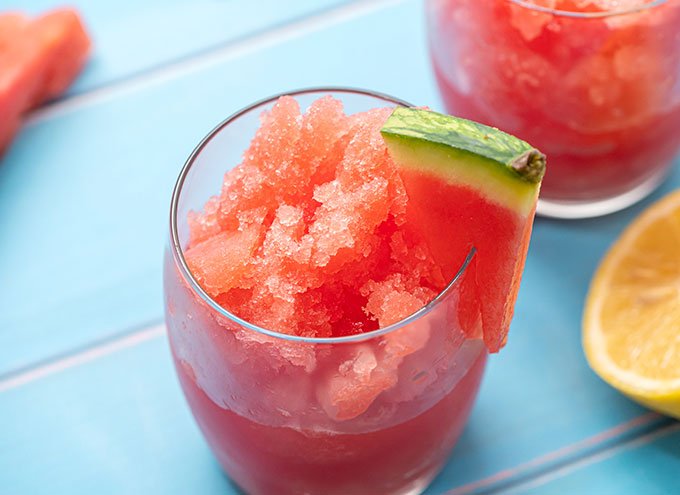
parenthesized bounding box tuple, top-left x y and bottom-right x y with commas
(2, 1, 679, 493)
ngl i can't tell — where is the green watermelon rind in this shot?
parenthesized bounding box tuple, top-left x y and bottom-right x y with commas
(381, 108, 546, 214)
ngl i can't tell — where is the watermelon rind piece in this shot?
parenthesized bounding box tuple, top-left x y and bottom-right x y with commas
(381, 107, 545, 216)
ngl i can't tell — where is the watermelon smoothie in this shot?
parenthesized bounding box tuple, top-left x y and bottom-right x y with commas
(427, 0, 680, 217)
(164, 89, 542, 494)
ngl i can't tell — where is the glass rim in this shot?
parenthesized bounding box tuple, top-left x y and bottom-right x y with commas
(507, 0, 667, 18)
(169, 86, 477, 345)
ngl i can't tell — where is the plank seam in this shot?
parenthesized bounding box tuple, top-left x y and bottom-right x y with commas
(445, 411, 668, 495)
(0, 320, 164, 393)
(26, 0, 406, 126)
(491, 421, 680, 494)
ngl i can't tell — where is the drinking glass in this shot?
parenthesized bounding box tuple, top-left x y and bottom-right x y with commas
(164, 88, 487, 495)
(427, 0, 680, 218)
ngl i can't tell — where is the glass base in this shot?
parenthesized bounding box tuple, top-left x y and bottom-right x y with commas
(537, 168, 668, 219)
(395, 472, 439, 495)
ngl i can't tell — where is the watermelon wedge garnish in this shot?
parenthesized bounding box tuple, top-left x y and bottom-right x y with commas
(381, 107, 546, 352)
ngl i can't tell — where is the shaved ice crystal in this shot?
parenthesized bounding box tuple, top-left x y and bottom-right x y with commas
(185, 96, 445, 338)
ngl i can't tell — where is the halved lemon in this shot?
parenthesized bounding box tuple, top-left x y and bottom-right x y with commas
(583, 190, 680, 419)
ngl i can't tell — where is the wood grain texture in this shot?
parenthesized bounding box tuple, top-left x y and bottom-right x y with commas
(1, 0, 679, 493)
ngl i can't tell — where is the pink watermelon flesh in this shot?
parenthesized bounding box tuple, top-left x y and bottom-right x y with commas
(397, 169, 535, 352)
(27, 9, 91, 107)
(0, 14, 41, 153)
(0, 9, 90, 154)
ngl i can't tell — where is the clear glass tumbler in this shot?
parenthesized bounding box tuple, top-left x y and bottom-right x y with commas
(164, 88, 487, 495)
(427, 0, 680, 218)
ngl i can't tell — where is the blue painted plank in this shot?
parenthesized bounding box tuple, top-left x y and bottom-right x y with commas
(2, 0, 680, 491)
(510, 424, 680, 495)
(7, 0, 353, 96)
(0, 335, 238, 495)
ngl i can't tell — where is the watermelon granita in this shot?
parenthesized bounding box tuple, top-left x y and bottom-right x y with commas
(427, 0, 680, 217)
(164, 90, 545, 495)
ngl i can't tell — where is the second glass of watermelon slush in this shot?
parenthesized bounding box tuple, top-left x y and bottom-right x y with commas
(164, 88, 543, 494)
(427, 0, 680, 218)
